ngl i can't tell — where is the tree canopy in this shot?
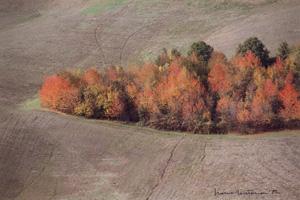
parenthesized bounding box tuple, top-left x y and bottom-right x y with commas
(39, 40, 300, 134)
(188, 41, 214, 63)
(277, 41, 290, 59)
(236, 37, 269, 65)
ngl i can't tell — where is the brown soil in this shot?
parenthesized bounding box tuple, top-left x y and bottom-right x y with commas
(1, 0, 300, 199)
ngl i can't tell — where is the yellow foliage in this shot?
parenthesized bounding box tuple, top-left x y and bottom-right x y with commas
(75, 101, 94, 118)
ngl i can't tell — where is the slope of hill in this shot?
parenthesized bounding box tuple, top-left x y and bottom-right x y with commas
(1, 0, 300, 199)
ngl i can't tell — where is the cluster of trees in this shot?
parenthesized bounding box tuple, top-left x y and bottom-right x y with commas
(39, 37, 300, 134)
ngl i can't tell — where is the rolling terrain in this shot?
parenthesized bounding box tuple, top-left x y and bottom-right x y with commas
(1, 0, 300, 199)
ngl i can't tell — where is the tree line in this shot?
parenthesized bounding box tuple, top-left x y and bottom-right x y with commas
(39, 37, 300, 134)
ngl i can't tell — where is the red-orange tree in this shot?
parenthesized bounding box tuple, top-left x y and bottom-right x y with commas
(39, 74, 79, 114)
(279, 78, 300, 119)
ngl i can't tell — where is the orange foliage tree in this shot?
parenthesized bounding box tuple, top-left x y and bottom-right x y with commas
(108, 96, 125, 119)
(82, 68, 101, 85)
(207, 51, 227, 70)
(279, 81, 300, 119)
(39, 74, 79, 114)
(152, 61, 208, 131)
(208, 63, 230, 97)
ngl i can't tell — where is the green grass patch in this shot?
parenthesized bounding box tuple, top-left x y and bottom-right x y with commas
(185, 0, 213, 8)
(264, 0, 281, 5)
(66, 114, 300, 139)
(221, 2, 253, 10)
(81, 0, 126, 15)
(211, 0, 281, 11)
(166, 19, 210, 35)
(204, 130, 300, 139)
(210, 1, 254, 11)
(83, 118, 187, 137)
(252, 131, 300, 138)
(19, 96, 41, 111)
(184, 0, 266, 12)
(19, 13, 41, 24)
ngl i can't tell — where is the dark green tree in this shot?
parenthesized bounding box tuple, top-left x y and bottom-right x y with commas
(236, 37, 269, 65)
(186, 41, 214, 88)
(188, 41, 214, 62)
(277, 41, 290, 59)
(171, 48, 181, 58)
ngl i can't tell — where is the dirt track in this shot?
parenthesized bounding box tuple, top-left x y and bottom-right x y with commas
(1, 0, 300, 199)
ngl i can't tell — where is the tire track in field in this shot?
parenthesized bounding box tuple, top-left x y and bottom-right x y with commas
(200, 140, 207, 163)
(95, 1, 211, 66)
(95, 22, 108, 66)
(146, 137, 184, 200)
(119, 25, 144, 62)
(94, 0, 176, 66)
(117, 3, 212, 65)
(94, 0, 136, 66)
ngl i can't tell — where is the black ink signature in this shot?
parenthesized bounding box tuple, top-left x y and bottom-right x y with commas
(214, 189, 280, 196)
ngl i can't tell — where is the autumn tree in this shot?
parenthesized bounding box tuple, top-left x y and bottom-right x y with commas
(264, 79, 281, 116)
(108, 95, 125, 119)
(279, 80, 300, 119)
(249, 87, 275, 127)
(75, 85, 108, 118)
(107, 65, 119, 83)
(151, 61, 209, 132)
(137, 63, 161, 89)
(229, 51, 263, 102)
(208, 63, 230, 97)
(58, 70, 82, 87)
(216, 96, 239, 133)
(82, 67, 101, 85)
(155, 48, 170, 67)
(207, 51, 227, 70)
(39, 74, 79, 114)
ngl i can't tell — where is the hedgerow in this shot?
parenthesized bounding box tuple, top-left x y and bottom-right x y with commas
(39, 39, 300, 134)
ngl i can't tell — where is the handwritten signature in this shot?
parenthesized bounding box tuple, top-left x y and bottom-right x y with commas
(214, 189, 280, 196)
